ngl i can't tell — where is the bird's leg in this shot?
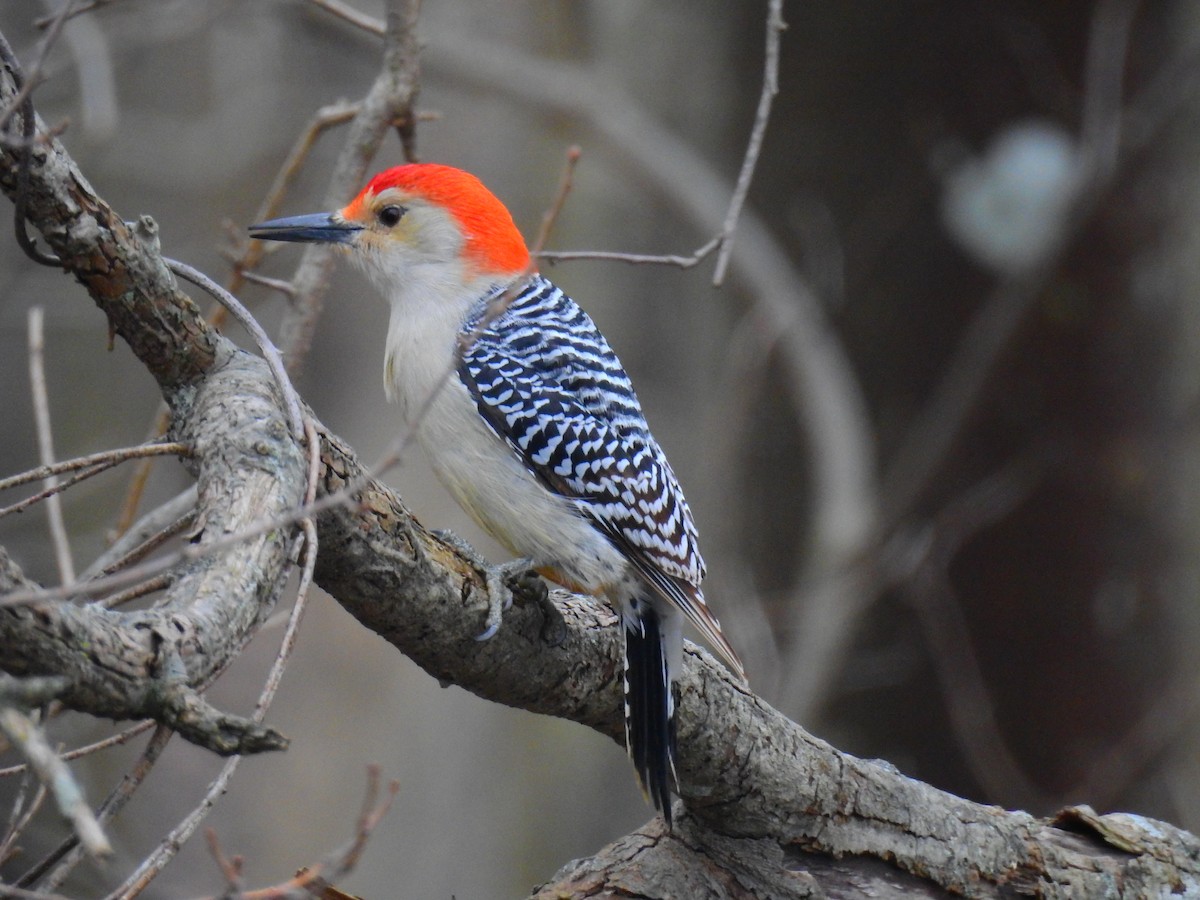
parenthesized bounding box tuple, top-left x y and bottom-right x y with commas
(432, 529, 539, 640)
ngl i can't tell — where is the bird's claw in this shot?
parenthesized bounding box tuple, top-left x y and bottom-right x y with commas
(432, 529, 537, 641)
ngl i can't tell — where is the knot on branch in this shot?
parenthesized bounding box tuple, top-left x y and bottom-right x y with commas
(147, 680, 288, 756)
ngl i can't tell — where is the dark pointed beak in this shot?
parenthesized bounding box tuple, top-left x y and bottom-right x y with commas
(248, 212, 362, 244)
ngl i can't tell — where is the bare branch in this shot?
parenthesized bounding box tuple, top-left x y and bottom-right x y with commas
(0, 702, 111, 858)
(0, 442, 190, 495)
(27, 725, 173, 893)
(538, 235, 721, 269)
(0, 462, 111, 520)
(25, 307, 74, 584)
(880, 0, 1142, 524)
(277, 0, 422, 373)
(711, 0, 785, 285)
(110, 409, 173, 541)
(0, 780, 47, 865)
(107, 511, 316, 898)
(0, 720, 155, 778)
(307, 0, 385, 36)
(166, 258, 305, 441)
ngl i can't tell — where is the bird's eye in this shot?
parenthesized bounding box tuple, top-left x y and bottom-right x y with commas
(377, 205, 405, 228)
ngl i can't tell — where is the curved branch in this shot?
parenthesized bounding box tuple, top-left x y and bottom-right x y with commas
(0, 57, 306, 754)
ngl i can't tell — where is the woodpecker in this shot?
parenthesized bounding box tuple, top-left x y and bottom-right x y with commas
(249, 163, 744, 824)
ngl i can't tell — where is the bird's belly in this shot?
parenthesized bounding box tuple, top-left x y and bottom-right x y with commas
(419, 385, 629, 593)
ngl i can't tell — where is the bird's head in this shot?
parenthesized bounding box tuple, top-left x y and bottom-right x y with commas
(249, 163, 532, 288)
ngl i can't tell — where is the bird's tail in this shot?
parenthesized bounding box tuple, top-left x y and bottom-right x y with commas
(623, 602, 677, 827)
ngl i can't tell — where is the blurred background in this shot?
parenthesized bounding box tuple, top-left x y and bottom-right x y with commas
(2, 0, 1200, 896)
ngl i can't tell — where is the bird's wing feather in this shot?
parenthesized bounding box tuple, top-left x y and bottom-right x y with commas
(457, 277, 742, 676)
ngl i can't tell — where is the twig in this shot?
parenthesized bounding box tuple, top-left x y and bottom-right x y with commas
(204, 828, 244, 894)
(225, 766, 400, 900)
(103, 537, 312, 898)
(84, 487, 196, 581)
(110, 409, 173, 540)
(34, 0, 119, 29)
(276, 0, 422, 373)
(1, 462, 119, 520)
(711, 0, 785, 286)
(1079, 0, 1141, 185)
(530, 145, 581, 255)
(230, 267, 296, 300)
(6, 2, 78, 131)
(0, 441, 189, 495)
(0, 781, 48, 864)
(0, 21, 64, 266)
(165, 258, 305, 441)
(27, 308, 74, 585)
(227, 99, 361, 307)
(0, 720, 155, 778)
(307, 0, 384, 35)
(26, 725, 173, 892)
(96, 573, 172, 609)
(105, 425, 321, 898)
(538, 235, 721, 269)
(0, 706, 111, 858)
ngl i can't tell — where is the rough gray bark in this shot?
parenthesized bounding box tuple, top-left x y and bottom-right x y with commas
(2, 40, 1200, 900)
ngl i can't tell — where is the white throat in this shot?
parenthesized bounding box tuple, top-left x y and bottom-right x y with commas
(379, 262, 491, 421)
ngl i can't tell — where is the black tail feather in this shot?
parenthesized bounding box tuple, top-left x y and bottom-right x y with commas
(624, 604, 676, 827)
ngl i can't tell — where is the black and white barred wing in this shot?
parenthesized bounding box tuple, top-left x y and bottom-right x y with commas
(457, 277, 743, 676)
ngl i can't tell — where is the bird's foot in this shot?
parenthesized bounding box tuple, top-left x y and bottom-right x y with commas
(432, 529, 540, 641)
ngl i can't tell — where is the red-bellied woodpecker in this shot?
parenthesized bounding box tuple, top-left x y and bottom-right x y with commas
(249, 163, 744, 824)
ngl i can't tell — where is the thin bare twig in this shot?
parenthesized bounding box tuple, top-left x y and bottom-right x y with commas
(204, 828, 245, 894)
(0, 706, 111, 858)
(110, 410, 173, 540)
(27, 308, 74, 584)
(95, 573, 172, 609)
(104, 537, 312, 898)
(227, 99, 361, 306)
(105, 423, 321, 898)
(0, 720, 155, 778)
(712, 0, 785, 286)
(0, 781, 48, 864)
(230, 267, 296, 299)
(84, 487, 196, 580)
(1, 462, 119, 521)
(27, 725, 173, 892)
(0, 441, 189, 495)
(223, 766, 400, 900)
(530, 145, 582, 255)
(276, 0, 422, 373)
(165, 258, 305, 441)
(87, 509, 195, 584)
(307, 0, 384, 35)
(538, 235, 722, 269)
